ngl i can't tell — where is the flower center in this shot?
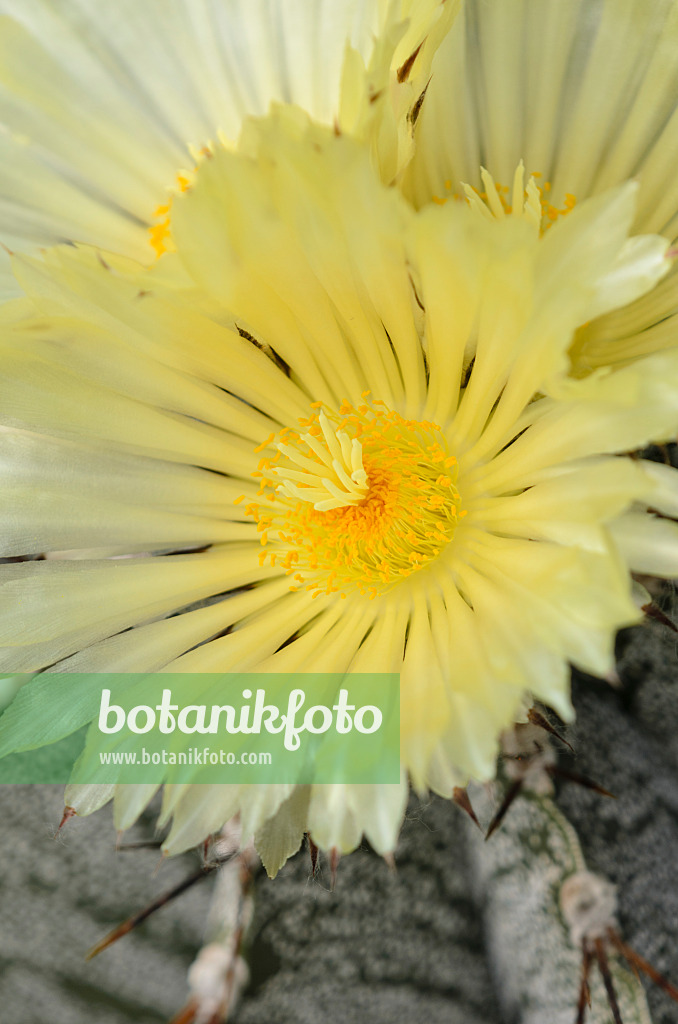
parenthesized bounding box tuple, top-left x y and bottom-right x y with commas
(242, 395, 464, 600)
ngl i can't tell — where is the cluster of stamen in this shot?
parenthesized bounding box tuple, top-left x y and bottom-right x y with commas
(238, 395, 464, 600)
(433, 167, 576, 231)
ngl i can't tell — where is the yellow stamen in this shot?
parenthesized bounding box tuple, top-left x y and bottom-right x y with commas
(436, 164, 577, 233)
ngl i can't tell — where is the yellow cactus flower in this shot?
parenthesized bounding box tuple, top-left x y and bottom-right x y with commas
(2, 107, 678, 865)
(0, 0, 455, 293)
(404, 0, 678, 375)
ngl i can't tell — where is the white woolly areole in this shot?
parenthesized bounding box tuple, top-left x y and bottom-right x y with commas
(501, 723, 557, 796)
(560, 870, 618, 948)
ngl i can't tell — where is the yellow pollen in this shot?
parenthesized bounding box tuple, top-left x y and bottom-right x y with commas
(244, 399, 463, 599)
(148, 144, 216, 257)
(149, 169, 194, 257)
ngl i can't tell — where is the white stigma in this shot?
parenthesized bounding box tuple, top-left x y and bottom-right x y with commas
(270, 411, 369, 511)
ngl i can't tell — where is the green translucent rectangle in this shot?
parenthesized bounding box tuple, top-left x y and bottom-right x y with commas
(0, 673, 400, 785)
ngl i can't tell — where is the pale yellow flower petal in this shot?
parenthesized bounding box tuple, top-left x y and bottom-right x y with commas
(0, 549, 269, 671)
(306, 774, 408, 856)
(306, 784, 362, 854)
(0, 344, 258, 475)
(156, 591, 333, 675)
(472, 351, 678, 496)
(637, 459, 678, 518)
(0, 430, 258, 557)
(473, 459, 654, 551)
(160, 785, 244, 855)
(113, 784, 162, 833)
(51, 595, 284, 675)
(450, 534, 635, 679)
(609, 513, 678, 578)
(172, 106, 428, 416)
(64, 783, 116, 818)
(10, 247, 310, 426)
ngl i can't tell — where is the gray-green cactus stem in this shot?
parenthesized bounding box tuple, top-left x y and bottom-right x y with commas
(465, 787, 652, 1024)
